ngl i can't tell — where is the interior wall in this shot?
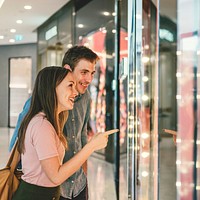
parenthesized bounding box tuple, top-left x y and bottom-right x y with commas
(0, 43, 37, 127)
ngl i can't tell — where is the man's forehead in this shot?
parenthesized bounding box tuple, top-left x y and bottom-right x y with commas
(75, 62, 96, 72)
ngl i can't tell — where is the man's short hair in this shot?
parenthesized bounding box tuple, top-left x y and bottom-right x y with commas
(62, 45, 99, 71)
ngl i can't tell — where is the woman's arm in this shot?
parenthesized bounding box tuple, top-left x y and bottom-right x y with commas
(40, 129, 118, 185)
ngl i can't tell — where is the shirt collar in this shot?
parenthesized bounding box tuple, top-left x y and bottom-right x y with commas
(75, 94, 83, 102)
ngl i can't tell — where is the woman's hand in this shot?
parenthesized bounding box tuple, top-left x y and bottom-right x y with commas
(163, 129, 177, 145)
(88, 129, 119, 151)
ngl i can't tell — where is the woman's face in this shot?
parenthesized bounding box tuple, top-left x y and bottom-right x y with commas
(56, 72, 78, 113)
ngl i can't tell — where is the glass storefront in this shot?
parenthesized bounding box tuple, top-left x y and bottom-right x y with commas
(36, 0, 200, 199)
(9, 57, 32, 127)
(37, 2, 73, 70)
(177, 0, 200, 199)
(127, 0, 159, 199)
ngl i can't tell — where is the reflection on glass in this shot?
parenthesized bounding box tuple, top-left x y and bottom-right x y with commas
(9, 57, 32, 127)
(127, 0, 159, 199)
(177, 0, 200, 199)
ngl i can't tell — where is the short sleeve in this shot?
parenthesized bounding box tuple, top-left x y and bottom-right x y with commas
(31, 119, 59, 160)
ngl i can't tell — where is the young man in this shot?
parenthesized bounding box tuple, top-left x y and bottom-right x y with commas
(9, 45, 99, 200)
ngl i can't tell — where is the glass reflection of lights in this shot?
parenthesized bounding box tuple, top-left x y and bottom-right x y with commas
(103, 11, 110, 16)
(84, 43, 89, 47)
(141, 152, 149, 158)
(141, 132, 149, 139)
(176, 160, 181, 165)
(142, 76, 149, 82)
(136, 14, 142, 19)
(142, 56, 150, 63)
(142, 95, 149, 101)
(129, 97, 134, 103)
(128, 133, 133, 138)
(176, 51, 182, 55)
(176, 72, 181, 77)
(67, 44, 72, 48)
(129, 116, 134, 120)
(77, 24, 84, 28)
(176, 95, 181, 100)
(129, 124, 134, 129)
(112, 29, 116, 33)
(141, 171, 149, 177)
(176, 182, 181, 187)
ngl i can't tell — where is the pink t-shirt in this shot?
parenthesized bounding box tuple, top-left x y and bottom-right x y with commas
(21, 112, 65, 187)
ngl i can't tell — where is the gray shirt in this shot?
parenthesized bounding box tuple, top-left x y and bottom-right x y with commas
(60, 89, 91, 199)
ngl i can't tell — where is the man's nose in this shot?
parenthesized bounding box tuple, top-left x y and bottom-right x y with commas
(85, 73, 93, 82)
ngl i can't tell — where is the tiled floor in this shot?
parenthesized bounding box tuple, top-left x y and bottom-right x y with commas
(0, 128, 176, 200)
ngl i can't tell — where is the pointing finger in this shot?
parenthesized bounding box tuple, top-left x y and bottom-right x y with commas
(162, 129, 177, 136)
(104, 129, 119, 136)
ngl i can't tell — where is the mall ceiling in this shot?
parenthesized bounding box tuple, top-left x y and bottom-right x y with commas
(0, 0, 69, 45)
(0, 0, 176, 46)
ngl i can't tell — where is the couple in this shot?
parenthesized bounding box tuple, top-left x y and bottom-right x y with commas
(10, 45, 118, 200)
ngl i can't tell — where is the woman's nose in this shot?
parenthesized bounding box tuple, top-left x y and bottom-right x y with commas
(73, 86, 78, 96)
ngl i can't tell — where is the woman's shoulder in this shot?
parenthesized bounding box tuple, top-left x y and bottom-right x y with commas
(29, 112, 54, 132)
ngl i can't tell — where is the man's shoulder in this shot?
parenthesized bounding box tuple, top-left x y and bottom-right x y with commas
(78, 90, 91, 101)
(84, 89, 91, 98)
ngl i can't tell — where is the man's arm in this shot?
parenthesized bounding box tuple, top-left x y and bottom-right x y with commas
(9, 97, 31, 151)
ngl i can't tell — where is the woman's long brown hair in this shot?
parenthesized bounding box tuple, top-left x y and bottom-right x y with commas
(18, 66, 70, 154)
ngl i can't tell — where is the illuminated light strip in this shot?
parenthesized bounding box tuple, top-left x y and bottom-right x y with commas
(0, 0, 5, 8)
(45, 26, 57, 40)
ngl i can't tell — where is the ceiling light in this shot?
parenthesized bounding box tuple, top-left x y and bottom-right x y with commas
(24, 5, 32, 10)
(9, 39, 15, 43)
(77, 24, 84, 28)
(0, 0, 5, 8)
(67, 44, 72, 48)
(0, 35, 4, 39)
(16, 20, 23, 24)
(103, 12, 110, 16)
(10, 29, 16, 33)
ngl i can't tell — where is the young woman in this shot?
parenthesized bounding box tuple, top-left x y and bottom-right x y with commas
(12, 66, 118, 200)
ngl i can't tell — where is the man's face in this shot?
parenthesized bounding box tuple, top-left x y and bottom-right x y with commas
(72, 59, 96, 94)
